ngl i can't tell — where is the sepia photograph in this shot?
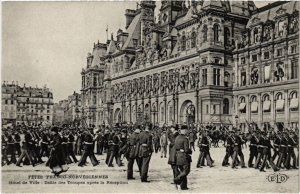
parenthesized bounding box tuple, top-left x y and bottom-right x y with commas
(1, 0, 299, 193)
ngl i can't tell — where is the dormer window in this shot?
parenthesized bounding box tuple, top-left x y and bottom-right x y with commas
(181, 36, 186, 51)
(213, 24, 220, 42)
(264, 51, 269, 60)
(252, 54, 257, 62)
(133, 39, 138, 48)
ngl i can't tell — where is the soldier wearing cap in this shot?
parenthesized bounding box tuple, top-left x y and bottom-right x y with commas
(277, 131, 288, 169)
(78, 130, 99, 167)
(126, 128, 140, 180)
(285, 131, 298, 169)
(198, 129, 214, 168)
(259, 131, 279, 172)
(254, 130, 263, 169)
(222, 130, 234, 166)
(137, 125, 153, 182)
(248, 130, 258, 167)
(173, 127, 192, 190)
(231, 130, 246, 169)
(272, 131, 281, 163)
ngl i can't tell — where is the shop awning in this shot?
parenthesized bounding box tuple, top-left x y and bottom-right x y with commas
(263, 100, 271, 111)
(238, 103, 246, 111)
(290, 98, 299, 109)
(276, 99, 285, 111)
(251, 102, 258, 112)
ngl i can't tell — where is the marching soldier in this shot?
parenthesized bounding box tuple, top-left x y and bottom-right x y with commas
(277, 131, 288, 169)
(222, 130, 234, 166)
(16, 131, 36, 167)
(231, 130, 246, 169)
(68, 131, 78, 163)
(248, 130, 258, 167)
(78, 130, 99, 167)
(254, 131, 263, 169)
(7, 133, 17, 165)
(259, 132, 279, 172)
(14, 132, 21, 157)
(168, 126, 179, 180)
(173, 127, 192, 190)
(198, 130, 213, 168)
(40, 131, 50, 158)
(285, 131, 297, 169)
(138, 126, 153, 182)
(272, 131, 281, 163)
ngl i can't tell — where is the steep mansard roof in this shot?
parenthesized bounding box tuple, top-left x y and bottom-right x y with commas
(246, 1, 299, 28)
(122, 13, 141, 50)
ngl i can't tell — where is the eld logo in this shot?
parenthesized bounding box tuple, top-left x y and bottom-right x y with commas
(267, 173, 289, 183)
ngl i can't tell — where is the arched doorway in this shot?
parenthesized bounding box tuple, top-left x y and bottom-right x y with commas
(180, 100, 195, 125)
(114, 108, 122, 124)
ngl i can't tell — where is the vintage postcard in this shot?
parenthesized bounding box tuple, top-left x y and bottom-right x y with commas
(1, 0, 299, 193)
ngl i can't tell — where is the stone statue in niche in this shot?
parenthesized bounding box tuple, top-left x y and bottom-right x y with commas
(190, 72, 196, 89)
(160, 73, 166, 94)
(179, 74, 186, 90)
(168, 72, 174, 92)
(290, 16, 299, 34)
(250, 67, 259, 84)
(148, 75, 152, 92)
(274, 62, 285, 81)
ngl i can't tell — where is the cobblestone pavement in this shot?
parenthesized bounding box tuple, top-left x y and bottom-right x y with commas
(2, 146, 299, 193)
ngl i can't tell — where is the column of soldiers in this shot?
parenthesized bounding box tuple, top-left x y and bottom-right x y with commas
(1, 122, 299, 189)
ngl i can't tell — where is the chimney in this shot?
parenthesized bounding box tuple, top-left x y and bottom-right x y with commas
(125, 9, 136, 29)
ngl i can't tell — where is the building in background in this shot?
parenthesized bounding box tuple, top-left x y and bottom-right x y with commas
(52, 91, 82, 126)
(2, 81, 54, 126)
(81, 1, 299, 131)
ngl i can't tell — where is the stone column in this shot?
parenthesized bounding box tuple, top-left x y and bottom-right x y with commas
(258, 51, 263, 84)
(270, 91, 275, 128)
(284, 89, 289, 127)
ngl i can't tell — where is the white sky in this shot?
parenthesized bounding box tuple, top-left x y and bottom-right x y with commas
(2, 1, 271, 102)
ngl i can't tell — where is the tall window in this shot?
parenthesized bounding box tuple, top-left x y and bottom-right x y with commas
(275, 93, 284, 112)
(181, 36, 186, 51)
(224, 27, 230, 46)
(203, 25, 208, 42)
(290, 92, 298, 111)
(223, 98, 229, 114)
(191, 32, 196, 48)
(161, 106, 165, 122)
(250, 96, 258, 113)
(241, 72, 247, 86)
(263, 95, 271, 112)
(213, 24, 219, 42)
(202, 69, 207, 86)
(239, 97, 246, 113)
(93, 75, 97, 87)
(93, 95, 97, 105)
(213, 68, 220, 86)
(291, 60, 298, 79)
(277, 48, 283, 57)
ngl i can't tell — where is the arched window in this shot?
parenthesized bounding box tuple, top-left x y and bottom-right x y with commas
(276, 92, 284, 112)
(224, 27, 230, 46)
(250, 95, 258, 113)
(202, 25, 208, 42)
(223, 98, 229, 114)
(181, 36, 186, 51)
(213, 24, 220, 42)
(290, 91, 299, 111)
(191, 31, 196, 48)
(161, 105, 165, 122)
(263, 94, 271, 112)
(239, 96, 246, 113)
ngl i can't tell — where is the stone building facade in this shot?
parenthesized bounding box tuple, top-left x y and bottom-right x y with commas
(2, 81, 54, 126)
(233, 1, 299, 131)
(81, 1, 299, 131)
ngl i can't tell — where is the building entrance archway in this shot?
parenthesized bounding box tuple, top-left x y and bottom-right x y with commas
(179, 100, 195, 125)
(114, 108, 122, 124)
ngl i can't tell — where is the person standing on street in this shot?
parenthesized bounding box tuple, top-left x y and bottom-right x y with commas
(138, 126, 153, 182)
(160, 131, 168, 158)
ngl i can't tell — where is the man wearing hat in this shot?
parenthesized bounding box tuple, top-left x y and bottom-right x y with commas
(259, 131, 279, 172)
(160, 131, 168, 158)
(168, 126, 179, 181)
(126, 128, 140, 180)
(198, 129, 214, 168)
(173, 127, 192, 190)
(276, 131, 288, 169)
(137, 126, 153, 182)
(285, 131, 298, 169)
(231, 130, 246, 169)
(222, 130, 234, 166)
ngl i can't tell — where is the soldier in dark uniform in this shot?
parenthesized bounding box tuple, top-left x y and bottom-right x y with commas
(78, 130, 99, 167)
(248, 130, 258, 167)
(231, 131, 246, 169)
(254, 131, 263, 169)
(16, 131, 36, 167)
(96, 132, 104, 155)
(68, 131, 78, 163)
(40, 132, 50, 158)
(14, 132, 21, 157)
(6, 133, 17, 165)
(138, 126, 153, 182)
(2, 134, 9, 166)
(222, 130, 234, 166)
(259, 132, 279, 172)
(285, 131, 297, 169)
(272, 131, 281, 163)
(198, 130, 213, 168)
(173, 128, 192, 190)
(126, 129, 140, 180)
(277, 131, 288, 169)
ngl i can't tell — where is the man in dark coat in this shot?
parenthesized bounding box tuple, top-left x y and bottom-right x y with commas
(16, 131, 36, 167)
(138, 126, 153, 182)
(173, 128, 192, 190)
(168, 127, 179, 179)
(259, 132, 279, 172)
(222, 130, 234, 166)
(126, 129, 140, 180)
(231, 131, 246, 169)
